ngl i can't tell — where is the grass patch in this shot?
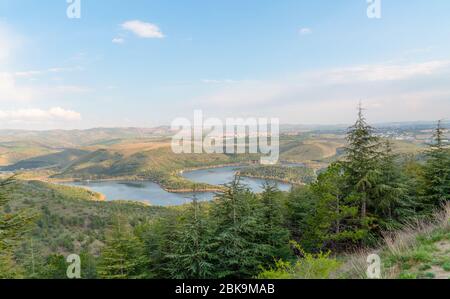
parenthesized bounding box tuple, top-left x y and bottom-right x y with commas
(338, 204, 450, 279)
(442, 262, 450, 272)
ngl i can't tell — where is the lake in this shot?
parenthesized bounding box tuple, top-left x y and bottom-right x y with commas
(64, 166, 292, 206)
(182, 166, 292, 193)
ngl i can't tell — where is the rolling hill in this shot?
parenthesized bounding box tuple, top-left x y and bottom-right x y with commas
(0, 127, 173, 149)
(1, 149, 89, 171)
(0, 127, 426, 192)
(280, 138, 346, 162)
(0, 141, 58, 167)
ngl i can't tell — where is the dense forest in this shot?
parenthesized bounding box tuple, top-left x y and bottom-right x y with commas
(238, 165, 316, 185)
(0, 108, 449, 279)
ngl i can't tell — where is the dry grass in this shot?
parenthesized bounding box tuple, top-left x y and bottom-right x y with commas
(382, 205, 449, 259)
(338, 204, 450, 279)
(303, 140, 344, 158)
(84, 140, 171, 157)
(110, 142, 170, 157)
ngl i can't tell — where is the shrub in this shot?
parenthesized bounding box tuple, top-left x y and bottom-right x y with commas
(258, 242, 341, 279)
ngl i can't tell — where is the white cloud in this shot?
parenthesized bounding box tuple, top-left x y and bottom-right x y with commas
(112, 37, 125, 44)
(299, 28, 312, 35)
(0, 107, 82, 122)
(121, 20, 165, 39)
(14, 66, 83, 78)
(190, 60, 450, 124)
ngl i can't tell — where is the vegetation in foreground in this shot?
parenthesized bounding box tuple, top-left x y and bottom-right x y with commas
(0, 109, 448, 279)
(340, 204, 450, 279)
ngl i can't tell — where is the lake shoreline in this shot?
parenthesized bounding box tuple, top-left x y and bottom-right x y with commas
(42, 162, 304, 197)
(47, 162, 253, 193)
(44, 164, 294, 206)
(235, 172, 304, 186)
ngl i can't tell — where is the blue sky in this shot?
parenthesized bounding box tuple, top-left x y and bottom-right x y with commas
(0, 0, 450, 129)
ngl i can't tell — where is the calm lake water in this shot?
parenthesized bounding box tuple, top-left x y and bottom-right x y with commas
(64, 166, 292, 206)
(182, 166, 291, 193)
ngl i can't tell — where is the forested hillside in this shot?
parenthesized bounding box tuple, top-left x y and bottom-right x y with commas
(0, 110, 448, 279)
(0, 180, 173, 278)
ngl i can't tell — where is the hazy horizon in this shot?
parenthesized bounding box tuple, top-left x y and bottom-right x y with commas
(0, 119, 447, 133)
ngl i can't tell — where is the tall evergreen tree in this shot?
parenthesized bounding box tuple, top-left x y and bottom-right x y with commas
(259, 182, 291, 264)
(423, 120, 450, 209)
(372, 141, 411, 228)
(210, 176, 268, 278)
(97, 215, 149, 279)
(305, 163, 364, 251)
(285, 185, 316, 243)
(344, 104, 382, 227)
(137, 211, 180, 278)
(167, 192, 214, 279)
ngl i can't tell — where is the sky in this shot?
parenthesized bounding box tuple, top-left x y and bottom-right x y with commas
(0, 0, 450, 130)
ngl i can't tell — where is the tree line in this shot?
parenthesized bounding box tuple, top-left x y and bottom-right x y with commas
(1, 108, 448, 279)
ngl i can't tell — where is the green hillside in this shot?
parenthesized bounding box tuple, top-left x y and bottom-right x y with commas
(5, 180, 172, 259)
(1, 149, 89, 171)
(53, 146, 259, 191)
(0, 141, 57, 167)
(280, 138, 345, 162)
(0, 129, 425, 193)
(239, 165, 316, 185)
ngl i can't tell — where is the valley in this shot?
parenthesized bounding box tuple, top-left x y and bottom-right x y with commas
(0, 124, 435, 205)
(0, 119, 448, 280)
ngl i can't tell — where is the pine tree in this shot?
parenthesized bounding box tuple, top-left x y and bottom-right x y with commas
(423, 120, 450, 209)
(306, 163, 364, 251)
(285, 185, 316, 243)
(210, 176, 268, 278)
(344, 104, 382, 226)
(97, 215, 149, 279)
(19, 238, 46, 279)
(79, 250, 98, 279)
(372, 141, 410, 228)
(167, 192, 214, 279)
(137, 212, 179, 278)
(0, 177, 35, 278)
(38, 254, 68, 279)
(401, 155, 428, 217)
(259, 182, 291, 264)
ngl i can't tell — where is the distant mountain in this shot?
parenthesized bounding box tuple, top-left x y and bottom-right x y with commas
(0, 121, 446, 145)
(280, 120, 449, 133)
(0, 127, 173, 148)
(0, 128, 173, 167)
